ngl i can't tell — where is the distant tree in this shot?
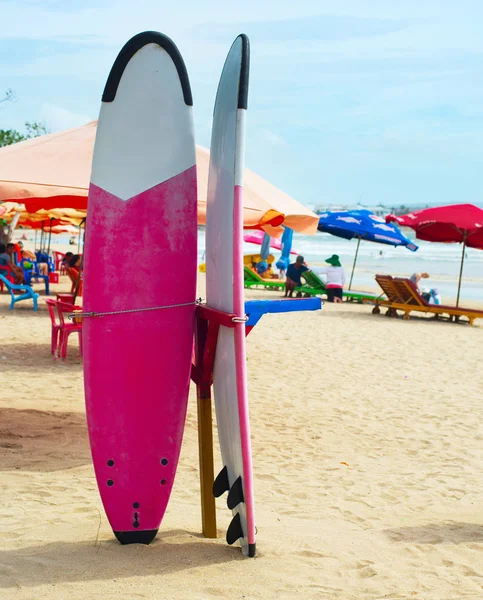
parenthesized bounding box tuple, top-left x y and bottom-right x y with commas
(0, 88, 49, 147)
(0, 120, 49, 147)
(0, 89, 14, 105)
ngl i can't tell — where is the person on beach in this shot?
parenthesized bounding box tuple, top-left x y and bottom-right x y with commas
(410, 272, 431, 301)
(317, 254, 346, 303)
(62, 252, 74, 268)
(17, 242, 49, 276)
(284, 255, 309, 298)
(0, 243, 24, 284)
(67, 254, 81, 268)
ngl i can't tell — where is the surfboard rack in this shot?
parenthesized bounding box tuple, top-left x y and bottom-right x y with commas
(191, 297, 322, 539)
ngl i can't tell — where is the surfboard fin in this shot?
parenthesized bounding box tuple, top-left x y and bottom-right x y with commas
(226, 513, 244, 546)
(227, 476, 244, 509)
(213, 465, 230, 497)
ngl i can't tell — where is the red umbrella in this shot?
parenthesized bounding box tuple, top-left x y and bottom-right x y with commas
(386, 203, 483, 306)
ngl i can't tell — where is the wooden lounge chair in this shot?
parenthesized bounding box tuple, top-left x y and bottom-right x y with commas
(372, 275, 483, 325)
(243, 266, 315, 296)
(302, 270, 379, 304)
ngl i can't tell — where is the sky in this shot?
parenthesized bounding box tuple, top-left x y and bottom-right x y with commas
(1, 0, 483, 209)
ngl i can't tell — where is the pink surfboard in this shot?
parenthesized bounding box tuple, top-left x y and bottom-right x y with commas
(83, 32, 197, 544)
(205, 34, 256, 557)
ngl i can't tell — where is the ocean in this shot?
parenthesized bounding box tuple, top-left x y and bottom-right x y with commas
(198, 228, 483, 303)
(27, 227, 482, 304)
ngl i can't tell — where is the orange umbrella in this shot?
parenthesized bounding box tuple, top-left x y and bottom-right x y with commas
(0, 121, 318, 234)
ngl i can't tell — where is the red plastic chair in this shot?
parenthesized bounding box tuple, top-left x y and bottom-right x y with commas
(56, 300, 83, 360)
(0, 265, 15, 291)
(53, 251, 66, 274)
(45, 298, 62, 357)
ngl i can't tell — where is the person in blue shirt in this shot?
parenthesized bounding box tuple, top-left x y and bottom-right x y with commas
(284, 255, 309, 297)
(0, 243, 24, 284)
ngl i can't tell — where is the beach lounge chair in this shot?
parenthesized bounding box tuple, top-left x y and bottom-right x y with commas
(243, 266, 314, 296)
(302, 270, 379, 304)
(0, 274, 39, 311)
(244, 266, 284, 290)
(372, 275, 483, 325)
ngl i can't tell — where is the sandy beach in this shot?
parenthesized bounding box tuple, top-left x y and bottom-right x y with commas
(1, 269, 483, 600)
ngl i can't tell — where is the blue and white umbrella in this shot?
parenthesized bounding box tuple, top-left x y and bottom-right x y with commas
(317, 209, 418, 289)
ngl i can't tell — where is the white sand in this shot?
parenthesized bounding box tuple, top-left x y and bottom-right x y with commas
(0, 272, 483, 599)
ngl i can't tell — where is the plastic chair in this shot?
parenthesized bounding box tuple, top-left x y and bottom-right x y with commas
(0, 265, 15, 291)
(35, 251, 55, 273)
(53, 251, 66, 274)
(45, 298, 63, 356)
(20, 259, 50, 295)
(0, 274, 39, 310)
(56, 300, 82, 359)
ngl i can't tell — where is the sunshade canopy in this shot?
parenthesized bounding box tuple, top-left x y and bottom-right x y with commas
(0, 121, 318, 235)
(386, 203, 483, 248)
(243, 230, 298, 255)
(318, 209, 418, 250)
(386, 203, 483, 307)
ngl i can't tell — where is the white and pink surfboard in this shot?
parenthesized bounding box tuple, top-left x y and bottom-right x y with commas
(205, 34, 256, 557)
(83, 32, 197, 544)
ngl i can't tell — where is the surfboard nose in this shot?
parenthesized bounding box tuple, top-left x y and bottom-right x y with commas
(114, 529, 159, 545)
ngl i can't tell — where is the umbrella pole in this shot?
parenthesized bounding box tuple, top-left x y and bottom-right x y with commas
(348, 238, 361, 290)
(47, 218, 53, 256)
(34, 230, 38, 249)
(7, 212, 21, 243)
(456, 235, 467, 308)
(39, 224, 44, 253)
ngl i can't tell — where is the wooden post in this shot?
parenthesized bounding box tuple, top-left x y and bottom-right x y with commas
(194, 314, 217, 538)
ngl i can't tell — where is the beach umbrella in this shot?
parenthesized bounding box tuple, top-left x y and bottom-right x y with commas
(276, 227, 295, 272)
(243, 229, 298, 255)
(386, 204, 483, 306)
(260, 232, 271, 260)
(0, 121, 319, 234)
(318, 209, 418, 289)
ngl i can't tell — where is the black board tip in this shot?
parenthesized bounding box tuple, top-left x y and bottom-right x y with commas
(102, 31, 193, 106)
(236, 34, 250, 110)
(114, 529, 158, 545)
(248, 543, 256, 558)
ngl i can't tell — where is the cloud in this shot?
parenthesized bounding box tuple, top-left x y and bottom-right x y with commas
(199, 15, 414, 43)
(40, 103, 93, 130)
(256, 128, 289, 148)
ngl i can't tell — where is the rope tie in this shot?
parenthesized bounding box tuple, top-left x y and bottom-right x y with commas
(70, 298, 203, 320)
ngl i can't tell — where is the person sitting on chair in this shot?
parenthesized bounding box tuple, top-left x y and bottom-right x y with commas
(17, 242, 49, 276)
(67, 254, 81, 268)
(410, 272, 431, 301)
(0, 243, 24, 284)
(284, 255, 309, 298)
